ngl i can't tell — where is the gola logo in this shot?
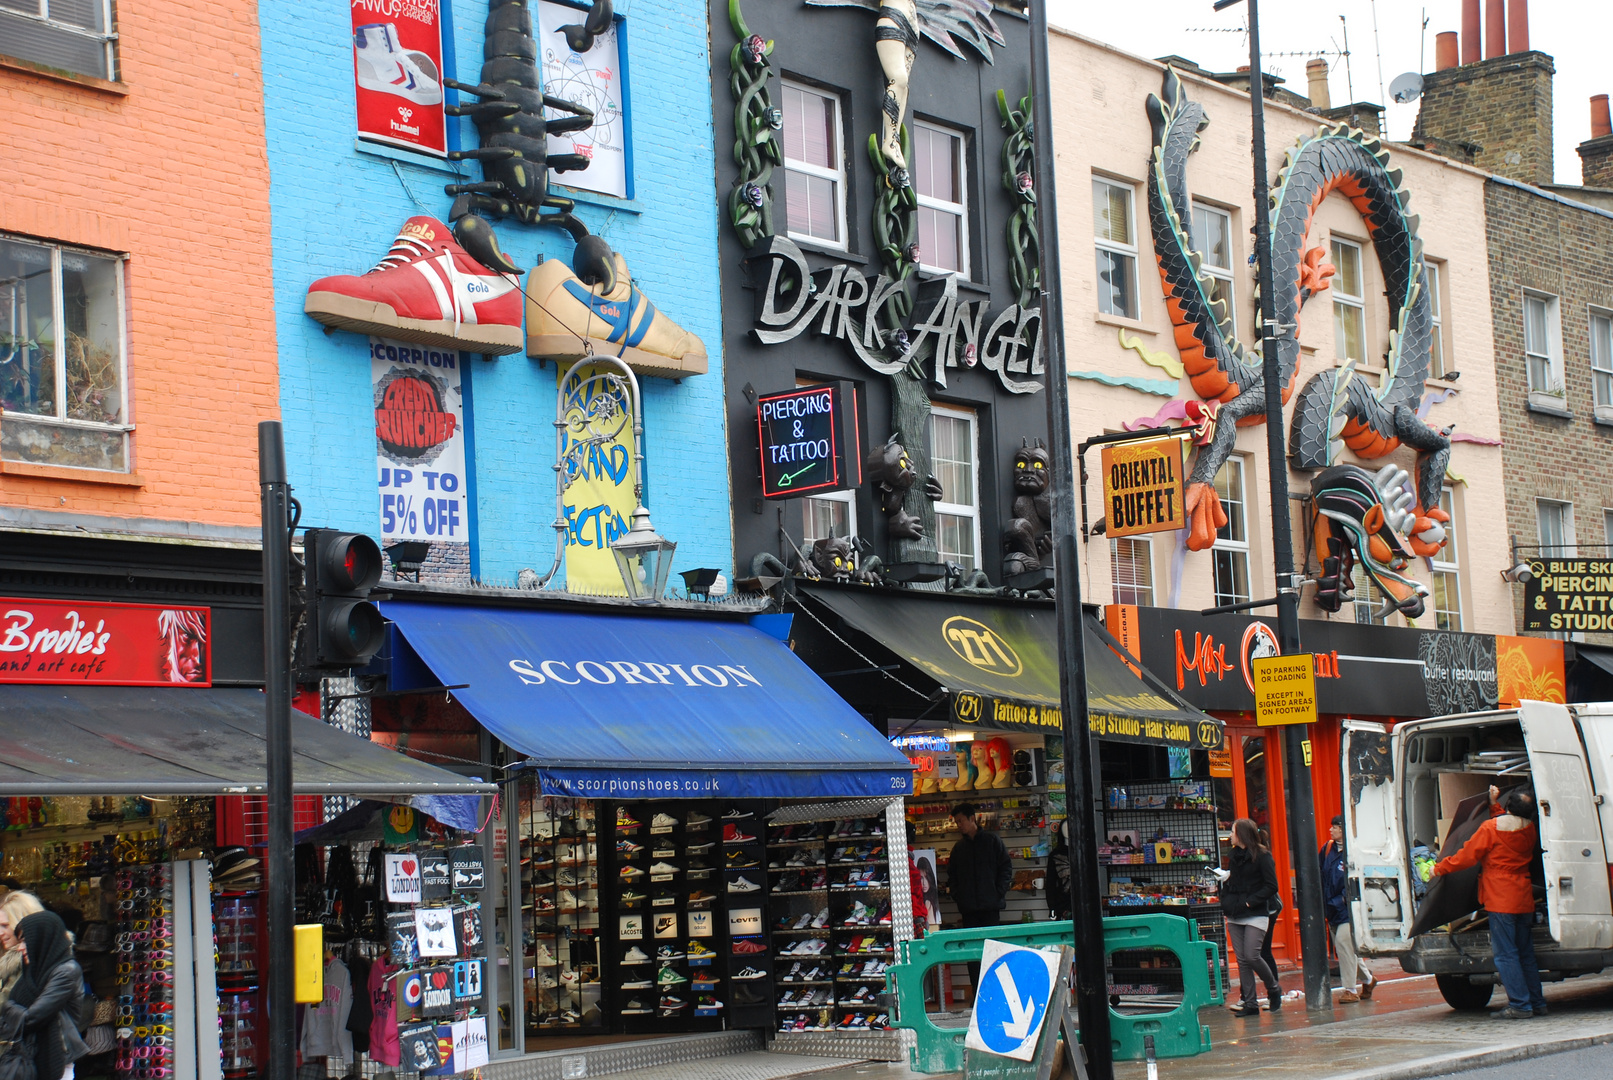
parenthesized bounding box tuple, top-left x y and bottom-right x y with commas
(599, 303, 621, 318)
(401, 222, 436, 242)
(464, 280, 490, 295)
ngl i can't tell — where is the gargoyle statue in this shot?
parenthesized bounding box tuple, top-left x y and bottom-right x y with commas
(1002, 438, 1052, 576)
(805, 534, 885, 584)
(864, 433, 941, 541)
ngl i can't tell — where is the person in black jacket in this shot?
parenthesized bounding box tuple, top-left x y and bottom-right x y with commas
(946, 803, 1013, 995)
(2, 911, 88, 1080)
(1220, 818, 1282, 1017)
(1044, 821, 1072, 921)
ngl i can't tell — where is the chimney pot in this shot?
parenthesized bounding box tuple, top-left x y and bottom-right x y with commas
(1435, 31, 1459, 71)
(1485, 0, 1505, 58)
(1306, 58, 1332, 110)
(1507, 0, 1529, 52)
(1461, 0, 1481, 64)
(1593, 94, 1612, 140)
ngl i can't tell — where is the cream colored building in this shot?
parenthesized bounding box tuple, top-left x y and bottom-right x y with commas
(1049, 28, 1511, 636)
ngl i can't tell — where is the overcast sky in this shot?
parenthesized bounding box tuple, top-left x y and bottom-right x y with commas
(1047, 0, 1609, 186)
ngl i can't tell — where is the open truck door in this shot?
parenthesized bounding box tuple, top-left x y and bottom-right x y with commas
(1518, 700, 1613, 949)
(1341, 720, 1413, 952)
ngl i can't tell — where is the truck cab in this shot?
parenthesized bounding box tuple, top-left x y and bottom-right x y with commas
(1340, 701, 1613, 1010)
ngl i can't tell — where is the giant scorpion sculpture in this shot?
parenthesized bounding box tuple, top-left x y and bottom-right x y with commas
(442, 0, 616, 286)
(1146, 68, 1452, 618)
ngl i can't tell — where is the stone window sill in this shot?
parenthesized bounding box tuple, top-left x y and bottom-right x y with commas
(1094, 312, 1156, 335)
(0, 53, 126, 95)
(1526, 391, 1572, 419)
(0, 460, 143, 486)
(1594, 405, 1613, 428)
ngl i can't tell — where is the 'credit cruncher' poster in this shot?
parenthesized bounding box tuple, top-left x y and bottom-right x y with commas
(373, 337, 468, 549)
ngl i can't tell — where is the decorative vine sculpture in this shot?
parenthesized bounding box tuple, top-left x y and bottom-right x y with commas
(996, 87, 1039, 308)
(867, 126, 919, 354)
(726, 0, 782, 249)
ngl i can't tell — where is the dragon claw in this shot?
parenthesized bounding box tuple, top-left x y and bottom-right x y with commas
(1183, 482, 1226, 552)
(1407, 506, 1451, 558)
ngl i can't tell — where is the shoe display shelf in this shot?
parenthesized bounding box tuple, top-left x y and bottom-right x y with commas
(521, 792, 602, 1034)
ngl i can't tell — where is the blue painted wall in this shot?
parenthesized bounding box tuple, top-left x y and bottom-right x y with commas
(259, 0, 731, 585)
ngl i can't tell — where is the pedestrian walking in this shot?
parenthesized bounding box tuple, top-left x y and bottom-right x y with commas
(1221, 818, 1282, 1017)
(1321, 816, 1376, 1002)
(1432, 789, 1546, 1019)
(0, 893, 44, 1012)
(946, 802, 1012, 996)
(1045, 821, 1072, 921)
(1, 910, 88, 1080)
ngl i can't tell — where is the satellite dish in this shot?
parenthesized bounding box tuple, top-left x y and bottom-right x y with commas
(1389, 71, 1424, 104)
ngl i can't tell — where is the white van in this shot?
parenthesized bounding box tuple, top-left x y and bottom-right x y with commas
(1341, 700, 1613, 1010)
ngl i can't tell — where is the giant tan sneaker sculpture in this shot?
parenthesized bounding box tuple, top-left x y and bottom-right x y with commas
(526, 253, 707, 378)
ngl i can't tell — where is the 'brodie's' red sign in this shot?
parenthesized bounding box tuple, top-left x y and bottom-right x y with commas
(0, 598, 211, 686)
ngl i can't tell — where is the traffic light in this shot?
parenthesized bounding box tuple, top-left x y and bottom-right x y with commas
(303, 529, 385, 669)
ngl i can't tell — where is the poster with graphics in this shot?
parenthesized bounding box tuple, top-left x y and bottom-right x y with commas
(351, 0, 446, 155)
(0, 598, 209, 686)
(558, 361, 636, 594)
(372, 338, 469, 551)
(537, 1, 627, 198)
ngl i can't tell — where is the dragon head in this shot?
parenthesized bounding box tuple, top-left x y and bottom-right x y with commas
(1310, 463, 1430, 620)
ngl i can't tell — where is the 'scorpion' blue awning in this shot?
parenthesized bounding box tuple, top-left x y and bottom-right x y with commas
(382, 602, 915, 800)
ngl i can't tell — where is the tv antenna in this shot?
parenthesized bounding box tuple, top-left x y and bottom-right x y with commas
(1369, 0, 1387, 107)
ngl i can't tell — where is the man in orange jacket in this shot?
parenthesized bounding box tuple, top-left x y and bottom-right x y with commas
(1432, 790, 1545, 1019)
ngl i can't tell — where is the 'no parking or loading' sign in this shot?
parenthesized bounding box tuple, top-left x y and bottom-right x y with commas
(964, 940, 1062, 1061)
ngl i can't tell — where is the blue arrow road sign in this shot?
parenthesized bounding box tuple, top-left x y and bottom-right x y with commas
(972, 945, 1056, 1056)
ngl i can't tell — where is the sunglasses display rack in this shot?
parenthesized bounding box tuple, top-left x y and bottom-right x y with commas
(519, 790, 602, 1033)
(114, 863, 176, 1080)
(215, 890, 262, 1078)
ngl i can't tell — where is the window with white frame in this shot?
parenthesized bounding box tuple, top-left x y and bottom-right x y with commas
(912, 120, 968, 277)
(1524, 291, 1562, 395)
(1351, 562, 1386, 624)
(1426, 261, 1448, 379)
(1537, 498, 1575, 557)
(1212, 459, 1250, 607)
(803, 490, 857, 545)
(930, 405, 980, 570)
(1191, 204, 1236, 335)
(1430, 487, 1462, 631)
(0, 235, 128, 472)
(0, 0, 117, 81)
(1605, 508, 1613, 552)
(782, 82, 847, 248)
(1111, 537, 1154, 606)
(1591, 308, 1613, 412)
(1093, 179, 1139, 319)
(1331, 238, 1367, 364)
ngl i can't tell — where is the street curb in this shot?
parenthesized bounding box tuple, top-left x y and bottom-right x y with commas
(1328, 1029, 1613, 1080)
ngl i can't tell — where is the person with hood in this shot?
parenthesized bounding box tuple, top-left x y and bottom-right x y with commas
(1044, 821, 1071, 921)
(1, 910, 87, 1079)
(0, 893, 44, 1013)
(1432, 789, 1545, 1019)
(1220, 818, 1282, 1016)
(1320, 816, 1376, 1002)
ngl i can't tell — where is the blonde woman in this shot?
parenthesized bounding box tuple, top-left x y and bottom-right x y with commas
(0, 892, 45, 1008)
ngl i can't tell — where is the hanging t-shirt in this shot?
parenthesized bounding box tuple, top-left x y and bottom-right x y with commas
(345, 953, 373, 1055)
(300, 956, 353, 1064)
(368, 958, 401, 1067)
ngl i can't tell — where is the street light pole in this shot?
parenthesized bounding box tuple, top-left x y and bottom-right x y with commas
(259, 421, 296, 1079)
(1234, 0, 1331, 1011)
(1029, 6, 1114, 1078)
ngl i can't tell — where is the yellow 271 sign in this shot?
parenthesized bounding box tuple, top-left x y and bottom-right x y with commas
(1101, 435, 1185, 537)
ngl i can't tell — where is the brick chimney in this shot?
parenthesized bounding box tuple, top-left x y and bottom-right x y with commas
(1579, 95, 1613, 189)
(1306, 58, 1331, 110)
(1411, 50, 1555, 184)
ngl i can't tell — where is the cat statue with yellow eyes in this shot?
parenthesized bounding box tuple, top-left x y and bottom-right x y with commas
(1003, 440, 1053, 576)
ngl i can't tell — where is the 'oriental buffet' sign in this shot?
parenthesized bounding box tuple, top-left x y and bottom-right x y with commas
(745, 237, 1044, 395)
(0, 598, 211, 686)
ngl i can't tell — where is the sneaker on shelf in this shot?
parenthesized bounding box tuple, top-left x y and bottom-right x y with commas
(557, 890, 581, 912)
(686, 811, 713, 830)
(815, 1008, 834, 1031)
(649, 862, 680, 876)
(735, 986, 768, 1005)
(777, 990, 797, 1007)
(803, 964, 825, 981)
(687, 940, 716, 961)
(655, 945, 685, 962)
(728, 876, 760, 894)
(811, 908, 830, 929)
(723, 823, 758, 844)
(686, 840, 715, 854)
(732, 938, 767, 954)
(792, 913, 813, 930)
(620, 976, 653, 990)
(531, 870, 556, 888)
(528, 851, 556, 870)
(810, 871, 828, 889)
(555, 869, 580, 887)
(733, 966, 767, 981)
(619, 889, 646, 904)
(536, 971, 558, 990)
(726, 851, 760, 869)
(698, 995, 723, 1010)
(619, 865, 645, 879)
(533, 895, 556, 913)
(687, 890, 716, 908)
(656, 967, 689, 986)
(870, 1013, 890, 1029)
(838, 1014, 858, 1029)
(786, 850, 814, 868)
(533, 942, 560, 967)
(304, 215, 522, 354)
(721, 808, 755, 821)
(622, 946, 651, 965)
(658, 998, 686, 1013)
(692, 974, 719, 987)
(859, 960, 879, 978)
(838, 961, 858, 977)
(617, 808, 642, 830)
(615, 839, 643, 856)
(876, 902, 892, 925)
(621, 999, 651, 1015)
(783, 961, 804, 982)
(848, 1014, 870, 1030)
(651, 812, 679, 829)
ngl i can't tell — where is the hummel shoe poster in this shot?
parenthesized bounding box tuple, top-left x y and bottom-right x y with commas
(351, 5, 446, 155)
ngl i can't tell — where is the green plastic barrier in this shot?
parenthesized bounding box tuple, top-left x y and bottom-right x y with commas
(886, 914, 1223, 1074)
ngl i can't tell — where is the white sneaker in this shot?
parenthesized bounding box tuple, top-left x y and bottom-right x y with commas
(533, 942, 560, 967)
(537, 971, 558, 989)
(352, 23, 443, 106)
(734, 966, 767, 980)
(811, 908, 830, 929)
(649, 862, 679, 875)
(558, 889, 580, 911)
(651, 813, 678, 828)
(728, 876, 760, 893)
(621, 976, 653, 989)
(622, 946, 650, 964)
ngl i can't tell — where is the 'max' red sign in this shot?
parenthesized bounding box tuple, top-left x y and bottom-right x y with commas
(0, 598, 211, 686)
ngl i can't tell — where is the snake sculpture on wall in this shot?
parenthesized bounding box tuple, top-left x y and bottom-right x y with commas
(1145, 68, 1452, 618)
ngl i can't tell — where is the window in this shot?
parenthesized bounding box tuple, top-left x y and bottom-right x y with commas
(1093, 179, 1138, 319)
(1537, 498, 1575, 557)
(1331, 238, 1367, 364)
(1524, 291, 1561, 395)
(911, 121, 969, 277)
(1351, 562, 1386, 624)
(0, 0, 117, 81)
(930, 405, 980, 570)
(0, 235, 127, 472)
(1591, 308, 1613, 413)
(1430, 487, 1462, 631)
(782, 82, 846, 248)
(1426, 261, 1447, 379)
(1211, 459, 1250, 607)
(1606, 508, 1613, 551)
(803, 491, 857, 546)
(1191, 204, 1236, 335)
(1111, 537, 1154, 606)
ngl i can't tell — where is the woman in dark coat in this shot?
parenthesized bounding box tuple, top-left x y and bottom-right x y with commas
(1044, 822, 1072, 921)
(1220, 818, 1282, 1016)
(2, 911, 88, 1080)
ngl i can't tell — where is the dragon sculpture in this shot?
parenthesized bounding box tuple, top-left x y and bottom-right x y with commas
(1145, 68, 1452, 615)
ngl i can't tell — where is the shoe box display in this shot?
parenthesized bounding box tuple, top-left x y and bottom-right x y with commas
(521, 792, 602, 1032)
(767, 813, 895, 1033)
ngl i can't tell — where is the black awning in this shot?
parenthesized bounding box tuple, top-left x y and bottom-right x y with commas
(0, 686, 495, 796)
(793, 584, 1222, 750)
